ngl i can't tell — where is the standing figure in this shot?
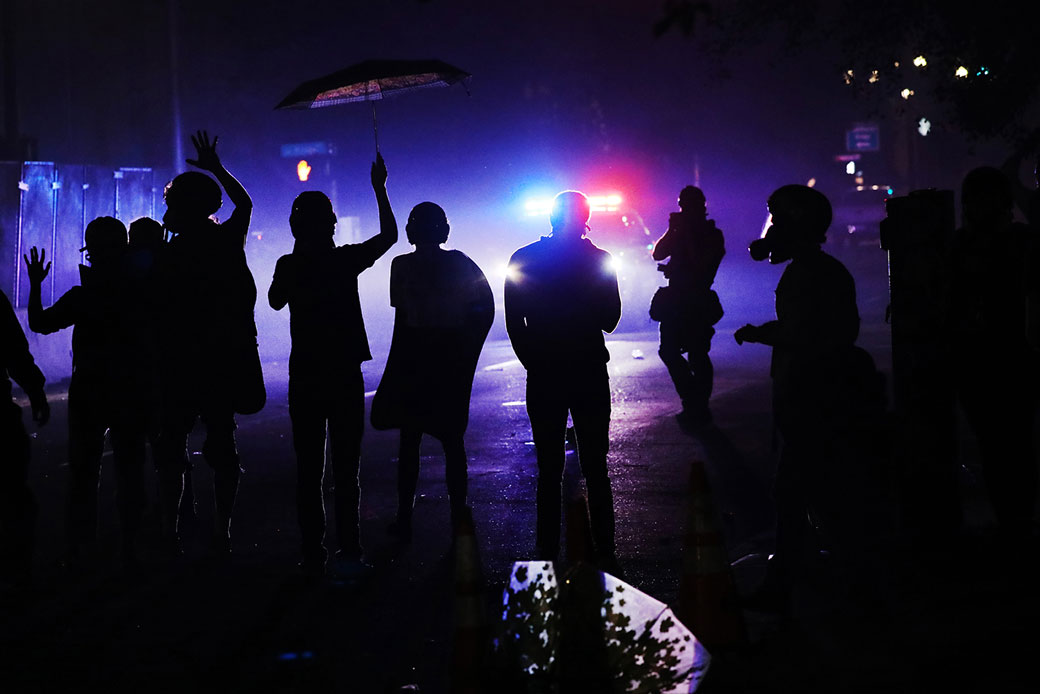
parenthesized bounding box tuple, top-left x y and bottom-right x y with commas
(948, 167, 1037, 543)
(734, 185, 864, 606)
(651, 185, 725, 430)
(371, 202, 494, 541)
(0, 288, 49, 587)
(155, 131, 262, 555)
(25, 218, 149, 566)
(505, 190, 622, 570)
(269, 154, 397, 576)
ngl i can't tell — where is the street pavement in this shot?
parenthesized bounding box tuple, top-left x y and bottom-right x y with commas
(3, 245, 1039, 693)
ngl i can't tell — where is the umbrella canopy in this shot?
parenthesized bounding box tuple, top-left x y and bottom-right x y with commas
(275, 59, 470, 110)
(494, 561, 712, 693)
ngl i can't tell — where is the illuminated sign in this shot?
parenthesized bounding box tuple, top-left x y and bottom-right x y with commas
(297, 160, 312, 181)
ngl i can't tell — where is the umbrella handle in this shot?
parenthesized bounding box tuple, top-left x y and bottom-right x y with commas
(371, 101, 379, 154)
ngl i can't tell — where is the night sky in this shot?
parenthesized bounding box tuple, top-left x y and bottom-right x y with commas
(8, 0, 949, 237)
(4, 0, 1025, 352)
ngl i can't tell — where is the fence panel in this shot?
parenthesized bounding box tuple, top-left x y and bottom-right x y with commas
(116, 167, 155, 224)
(54, 164, 86, 301)
(0, 162, 21, 300)
(16, 162, 57, 307)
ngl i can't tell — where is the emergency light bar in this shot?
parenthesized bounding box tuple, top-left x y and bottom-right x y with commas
(523, 193, 623, 216)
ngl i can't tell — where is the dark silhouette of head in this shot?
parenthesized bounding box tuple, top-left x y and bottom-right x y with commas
(961, 166, 1013, 228)
(749, 185, 832, 263)
(549, 190, 591, 239)
(290, 191, 337, 242)
(163, 171, 222, 233)
(129, 217, 164, 251)
(678, 185, 706, 216)
(80, 216, 128, 265)
(406, 202, 450, 246)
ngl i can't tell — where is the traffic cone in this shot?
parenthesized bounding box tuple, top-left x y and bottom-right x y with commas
(450, 506, 489, 694)
(677, 460, 746, 650)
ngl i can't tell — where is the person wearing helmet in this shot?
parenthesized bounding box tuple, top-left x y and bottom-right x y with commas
(371, 201, 494, 542)
(735, 185, 866, 610)
(651, 185, 725, 431)
(269, 154, 398, 577)
(505, 190, 623, 574)
(25, 216, 150, 567)
(154, 130, 260, 557)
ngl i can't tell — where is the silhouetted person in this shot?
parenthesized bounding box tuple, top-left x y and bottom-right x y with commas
(0, 288, 48, 587)
(129, 218, 196, 523)
(651, 185, 725, 430)
(948, 167, 1037, 543)
(735, 185, 866, 606)
(371, 202, 494, 541)
(25, 218, 149, 565)
(505, 190, 622, 571)
(155, 130, 261, 555)
(269, 154, 397, 576)
(1000, 129, 1040, 226)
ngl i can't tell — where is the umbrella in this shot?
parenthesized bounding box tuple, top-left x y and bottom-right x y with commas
(493, 561, 712, 693)
(275, 59, 470, 152)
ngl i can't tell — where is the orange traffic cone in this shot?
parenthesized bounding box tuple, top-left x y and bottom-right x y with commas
(450, 506, 489, 694)
(677, 460, 746, 650)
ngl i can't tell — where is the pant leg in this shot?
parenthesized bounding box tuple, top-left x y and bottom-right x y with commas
(0, 403, 35, 581)
(289, 379, 329, 564)
(527, 370, 569, 560)
(686, 326, 715, 415)
(658, 320, 694, 410)
(957, 372, 1037, 535)
(326, 368, 365, 558)
(200, 405, 240, 538)
(65, 389, 107, 552)
(441, 433, 468, 519)
(569, 366, 615, 559)
(396, 428, 423, 521)
(156, 376, 197, 540)
(109, 411, 148, 558)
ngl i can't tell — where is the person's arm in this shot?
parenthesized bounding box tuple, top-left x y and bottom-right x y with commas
(1, 289, 49, 425)
(504, 254, 532, 368)
(734, 320, 779, 346)
(598, 251, 622, 334)
(23, 247, 76, 335)
(651, 227, 674, 261)
(268, 255, 291, 311)
(355, 153, 398, 264)
(186, 130, 252, 235)
(466, 258, 496, 341)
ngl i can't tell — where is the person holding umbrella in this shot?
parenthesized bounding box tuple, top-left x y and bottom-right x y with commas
(269, 154, 398, 577)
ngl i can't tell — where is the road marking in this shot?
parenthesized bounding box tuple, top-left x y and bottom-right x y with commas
(501, 400, 526, 407)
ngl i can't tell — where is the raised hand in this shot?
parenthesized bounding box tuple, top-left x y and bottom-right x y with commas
(371, 152, 387, 189)
(734, 324, 759, 345)
(23, 246, 51, 285)
(186, 130, 221, 172)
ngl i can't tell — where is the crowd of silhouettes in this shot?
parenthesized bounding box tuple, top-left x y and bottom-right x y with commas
(0, 129, 1037, 606)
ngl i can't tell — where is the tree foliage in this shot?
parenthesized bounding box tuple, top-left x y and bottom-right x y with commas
(655, 0, 1040, 144)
